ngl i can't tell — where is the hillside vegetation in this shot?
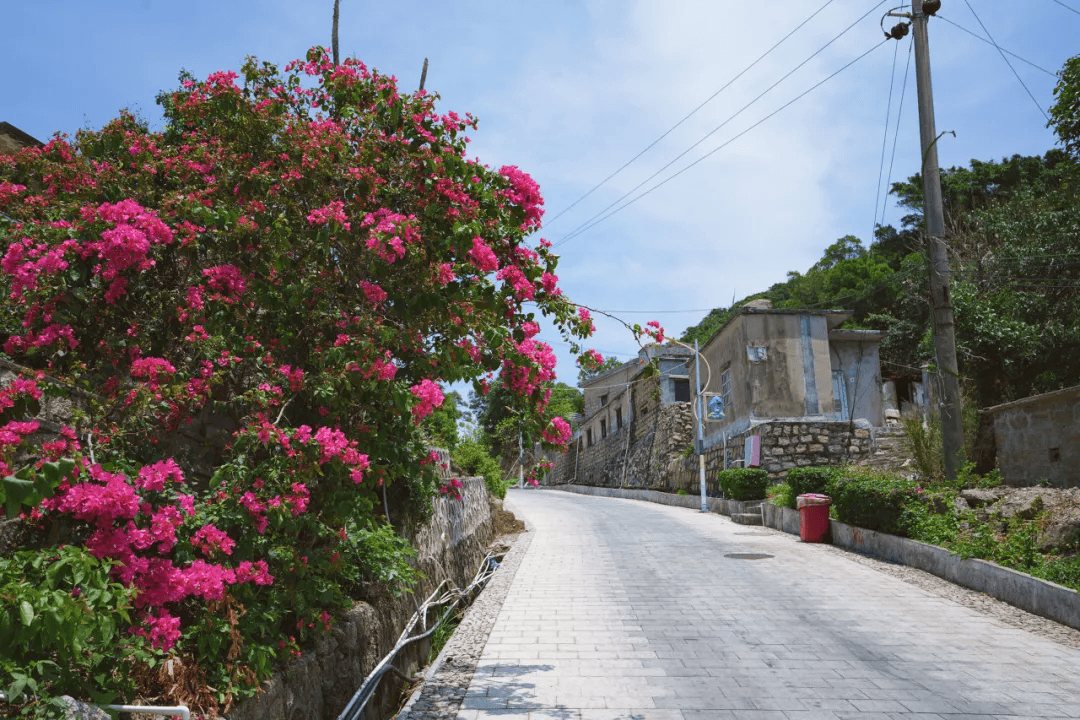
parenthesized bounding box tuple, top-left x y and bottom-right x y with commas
(683, 55, 1080, 413)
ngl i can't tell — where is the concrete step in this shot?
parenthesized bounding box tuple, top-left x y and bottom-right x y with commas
(731, 512, 763, 526)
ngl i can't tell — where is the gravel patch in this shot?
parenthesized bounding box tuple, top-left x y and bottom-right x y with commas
(395, 525, 533, 720)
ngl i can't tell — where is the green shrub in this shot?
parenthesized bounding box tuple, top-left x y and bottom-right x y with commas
(767, 482, 796, 509)
(0, 546, 145, 712)
(828, 470, 923, 536)
(902, 499, 960, 546)
(1040, 555, 1080, 591)
(452, 438, 508, 499)
(899, 412, 943, 483)
(785, 466, 839, 500)
(718, 468, 770, 501)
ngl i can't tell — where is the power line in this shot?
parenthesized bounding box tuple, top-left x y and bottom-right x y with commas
(555, 38, 890, 247)
(1052, 0, 1080, 17)
(552, 0, 891, 248)
(591, 308, 717, 314)
(544, 0, 842, 227)
(936, 15, 1057, 77)
(961, 1, 1050, 120)
(874, 36, 904, 239)
(880, 37, 914, 227)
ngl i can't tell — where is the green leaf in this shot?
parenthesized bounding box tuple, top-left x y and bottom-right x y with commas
(19, 601, 34, 627)
(3, 476, 36, 519)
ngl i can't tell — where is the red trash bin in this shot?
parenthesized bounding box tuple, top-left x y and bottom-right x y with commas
(796, 493, 831, 543)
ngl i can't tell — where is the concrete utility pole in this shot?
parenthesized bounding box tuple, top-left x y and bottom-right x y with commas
(911, 1, 965, 479)
(332, 0, 340, 66)
(695, 340, 707, 512)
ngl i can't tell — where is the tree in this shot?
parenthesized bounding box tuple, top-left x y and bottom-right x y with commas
(1049, 54, 1080, 161)
(421, 388, 463, 450)
(546, 382, 584, 426)
(577, 354, 622, 383)
(0, 46, 592, 713)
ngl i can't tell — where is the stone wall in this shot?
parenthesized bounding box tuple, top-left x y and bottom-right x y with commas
(550, 401, 885, 495)
(228, 473, 494, 720)
(983, 386, 1080, 488)
(545, 375, 694, 489)
(754, 421, 874, 475)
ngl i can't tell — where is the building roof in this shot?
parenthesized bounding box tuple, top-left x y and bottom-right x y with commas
(699, 307, 853, 351)
(0, 122, 44, 155)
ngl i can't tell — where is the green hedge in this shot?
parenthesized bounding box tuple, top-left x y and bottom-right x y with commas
(718, 468, 770, 501)
(829, 471, 923, 537)
(785, 466, 840, 500)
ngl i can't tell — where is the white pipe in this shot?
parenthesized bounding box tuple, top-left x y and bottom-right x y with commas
(107, 705, 189, 720)
(0, 694, 189, 720)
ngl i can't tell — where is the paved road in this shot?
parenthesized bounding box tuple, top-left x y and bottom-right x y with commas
(456, 489, 1080, 720)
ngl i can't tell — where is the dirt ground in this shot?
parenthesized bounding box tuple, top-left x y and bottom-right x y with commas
(490, 497, 525, 536)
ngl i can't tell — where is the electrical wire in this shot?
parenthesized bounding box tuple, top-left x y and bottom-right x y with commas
(552, 1, 891, 248)
(555, 38, 891, 248)
(961, 0, 1050, 120)
(587, 308, 718, 314)
(1052, 0, 1080, 17)
(543, 0, 841, 227)
(935, 15, 1057, 77)
(874, 36, 903, 239)
(880, 36, 914, 228)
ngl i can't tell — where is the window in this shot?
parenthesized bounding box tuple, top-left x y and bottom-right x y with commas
(720, 369, 732, 412)
(600, 419, 607, 439)
(586, 428, 593, 447)
(673, 378, 690, 402)
(600, 393, 609, 406)
(615, 407, 623, 430)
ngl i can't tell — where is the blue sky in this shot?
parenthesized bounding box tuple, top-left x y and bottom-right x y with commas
(6, 0, 1078, 388)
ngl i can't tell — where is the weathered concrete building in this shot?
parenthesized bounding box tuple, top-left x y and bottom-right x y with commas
(577, 344, 693, 454)
(546, 305, 892, 489)
(982, 386, 1080, 488)
(692, 305, 885, 456)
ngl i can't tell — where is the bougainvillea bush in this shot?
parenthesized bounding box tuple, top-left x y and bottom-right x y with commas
(0, 46, 594, 715)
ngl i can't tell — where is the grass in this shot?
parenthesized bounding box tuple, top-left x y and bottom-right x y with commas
(426, 605, 463, 665)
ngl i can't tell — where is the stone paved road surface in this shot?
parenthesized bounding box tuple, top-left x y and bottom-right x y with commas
(456, 489, 1080, 720)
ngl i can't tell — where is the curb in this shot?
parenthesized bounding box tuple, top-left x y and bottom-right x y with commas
(395, 498, 534, 720)
(762, 502, 1080, 632)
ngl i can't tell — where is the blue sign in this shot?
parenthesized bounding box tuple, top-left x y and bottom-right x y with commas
(707, 395, 725, 420)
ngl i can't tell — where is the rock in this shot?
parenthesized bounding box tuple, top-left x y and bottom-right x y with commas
(61, 697, 110, 720)
(960, 488, 1008, 508)
(1039, 516, 1080, 553)
(992, 488, 1046, 521)
(953, 496, 971, 513)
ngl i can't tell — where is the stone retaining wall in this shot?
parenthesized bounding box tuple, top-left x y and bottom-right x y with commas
(226, 474, 493, 720)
